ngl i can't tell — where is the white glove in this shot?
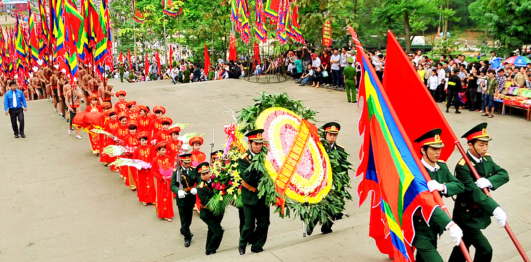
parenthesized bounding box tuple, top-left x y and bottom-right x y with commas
(475, 177, 493, 189)
(447, 222, 463, 246)
(151, 140, 157, 146)
(190, 188, 197, 195)
(493, 207, 507, 227)
(427, 180, 445, 192)
(177, 190, 186, 199)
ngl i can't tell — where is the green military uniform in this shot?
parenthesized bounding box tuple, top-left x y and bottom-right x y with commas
(342, 57, 357, 103)
(412, 128, 465, 262)
(119, 65, 124, 82)
(183, 68, 191, 83)
(307, 122, 347, 235)
(238, 129, 270, 255)
(196, 163, 224, 255)
(449, 123, 509, 262)
(170, 153, 200, 247)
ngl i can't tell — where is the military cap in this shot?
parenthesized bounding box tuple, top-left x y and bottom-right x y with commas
(245, 129, 264, 143)
(414, 128, 445, 148)
(462, 122, 492, 142)
(196, 162, 210, 173)
(323, 122, 341, 134)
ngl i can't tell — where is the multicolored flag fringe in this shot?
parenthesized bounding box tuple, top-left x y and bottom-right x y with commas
(162, 0, 182, 17)
(254, 0, 267, 43)
(264, 0, 280, 22)
(276, 0, 288, 45)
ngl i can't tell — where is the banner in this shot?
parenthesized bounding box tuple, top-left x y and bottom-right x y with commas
(323, 20, 332, 47)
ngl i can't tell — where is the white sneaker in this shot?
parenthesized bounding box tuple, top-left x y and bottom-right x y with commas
(76, 135, 82, 139)
(54, 108, 57, 112)
(68, 128, 72, 135)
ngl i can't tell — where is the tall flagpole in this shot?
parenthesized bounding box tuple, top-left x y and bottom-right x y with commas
(48, 0, 53, 70)
(163, 18, 167, 68)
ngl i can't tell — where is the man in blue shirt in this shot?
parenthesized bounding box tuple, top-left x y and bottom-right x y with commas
(3, 80, 27, 138)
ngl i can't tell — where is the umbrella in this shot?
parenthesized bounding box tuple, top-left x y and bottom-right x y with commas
(83, 111, 106, 130)
(503, 56, 531, 67)
(72, 112, 88, 130)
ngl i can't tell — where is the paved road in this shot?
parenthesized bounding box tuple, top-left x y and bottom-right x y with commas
(1, 78, 530, 261)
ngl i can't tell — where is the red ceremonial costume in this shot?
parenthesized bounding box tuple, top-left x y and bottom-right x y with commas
(115, 90, 128, 113)
(150, 106, 166, 137)
(123, 121, 140, 190)
(103, 109, 120, 168)
(86, 101, 103, 154)
(151, 143, 174, 220)
(114, 113, 130, 177)
(189, 136, 206, 211)
(133, 132, 156, 204)
(126, 101, 138, 121)
(137, 105, 151, 133)
(99, 103, 113, 163)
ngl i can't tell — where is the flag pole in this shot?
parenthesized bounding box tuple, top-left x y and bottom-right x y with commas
(454, 142, 530, 262)
(48, 0, 53, 70)
(352, 29, 473, 262)
(163, 17, 167, 68)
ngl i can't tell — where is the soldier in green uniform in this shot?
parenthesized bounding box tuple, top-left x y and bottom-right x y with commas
(449, 122, 509, 262)
(306, 122, 349, 236)
(170, 153, 200, 248)
(196, 162, 224, 255)
(119, 64, 124, 83)
(238, 129, 269, 255)
(342, 57, 358, 103)
(412, 128, 465, 262)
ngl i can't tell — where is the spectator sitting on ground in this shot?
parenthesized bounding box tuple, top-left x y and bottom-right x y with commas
(297, 64, 314, 86)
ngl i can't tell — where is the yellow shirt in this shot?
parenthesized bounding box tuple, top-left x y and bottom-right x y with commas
(417, 70, 426, 80)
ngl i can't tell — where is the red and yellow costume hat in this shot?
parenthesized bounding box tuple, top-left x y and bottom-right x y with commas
(136, 131, 150, 141)
(189, 136, 204, 146)
(196, 162, 210, 174)
(414, 128, 445, 149)
(115, 90, 127, 97)
(245, 129, 264, 143)
(155, 141, 168, 150)
(153, 106, 166, 115)
(88, 93, 98, 101)
(128, 120, 139, 129)
(102, 102, 112, 109)
(160, 117, 173, 125)
(107, 108, 118, 116)
(126, 100, 136, 108)
(179, 153, 192, 163)
(462, 122, 492, 142)
(322, 122, 340, 134)
(169, 126, 181, 135)
(138, 105, 149, 113)
(118, 112, 128, 121)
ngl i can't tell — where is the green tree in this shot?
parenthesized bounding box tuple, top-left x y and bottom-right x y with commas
(375, 0, 440, 53)
(469, 0, 531, 56)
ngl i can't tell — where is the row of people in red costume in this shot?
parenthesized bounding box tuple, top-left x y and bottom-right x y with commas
(83, 90, 207, 222)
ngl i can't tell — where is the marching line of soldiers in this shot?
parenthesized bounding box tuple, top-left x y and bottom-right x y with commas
(413, 122, 509, 262)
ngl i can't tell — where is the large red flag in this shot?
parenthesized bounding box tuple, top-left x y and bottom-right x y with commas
(169, 46, 173, 70)
(228, 33, 237, 62)
(127, 50, 132, 71)
(382, 30, 458, 161)
(119, 51, 123, 65)
(204, 44, 210, 74)
(144, 53, 149, 77)
(155, 52, 161, 75)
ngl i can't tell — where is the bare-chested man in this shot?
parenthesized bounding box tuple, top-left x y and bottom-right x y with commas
(0, 74, 7, 96)
(98, 78, 114, 105)
(36, 69, 47, 98)
(64, 83, 84, 138)
(43, 68, 52, 99)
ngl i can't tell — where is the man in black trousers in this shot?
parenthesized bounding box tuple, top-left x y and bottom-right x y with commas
(3, 80, 27, 138)
(446, 68, 462, 114)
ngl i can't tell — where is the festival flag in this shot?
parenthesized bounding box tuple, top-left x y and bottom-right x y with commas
(65, 0, 88, 63)
(162, 0, 182, 16)
(291, 5, 304, 44)
(155, 52, 161, 75)
(38, 0, 49, 41)
(204, 44, 210, 75)
(276, 0, 288, 45)
(356, 44, 440, 261)
(228, 32, 237, 62)
(133, 0, 146, 24)
(93, 0, 108, 68)
(254, 0, 267, 43)
(128, 50, 133, 71)
(29, 13, 40, 65)
(119, 51, 123, 65)
(347, 27, 362, 50)
(382, 30, 457, 161)
(264, 0, 280, 22)
(252, 41, 260, 71)
(169, 46, 173, 70)
(144, 53, 149, 76)
(52, 0, 66, 63)
(323, 20, 332, 47)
